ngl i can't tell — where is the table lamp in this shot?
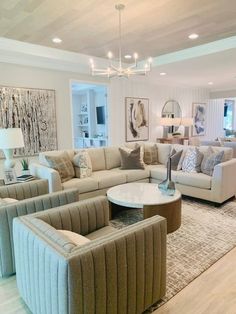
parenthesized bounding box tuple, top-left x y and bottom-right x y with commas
(0, 128, 25, 169)
(181, 118, 194, 137)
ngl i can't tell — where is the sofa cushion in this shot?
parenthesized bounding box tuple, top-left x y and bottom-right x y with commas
(39, 150, 75, 166)
(143, 143, 158, 165)
(45, 152, 75, 183)
(111, 167, 150, 182)
(156, 143, 171, 164)
(57, 230, 91, 246)
(87, 148, 106, 171)
(119, 146, 145, 169)
(86, 226, 116, 240)
(91, 170, 126, 189)
(62, 178, 98, 193)
(199, 146, 232, 162)
(151, 165, 178, 181)
(201, 147, 224, 176)
(182, 147, 203, 173)
(176, 172, 212, 189)
(73, 150, 92, 178)
(104, 146, 121, 170)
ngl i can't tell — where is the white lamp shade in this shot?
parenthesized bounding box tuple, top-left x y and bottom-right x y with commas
(0, 128, 24, 149)
(160, 117, 181, 126)
(160, 117, 173, 126)
(181, 118, 194, 126)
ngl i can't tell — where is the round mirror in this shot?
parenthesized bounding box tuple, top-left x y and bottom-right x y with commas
(161, 99, 182, 119)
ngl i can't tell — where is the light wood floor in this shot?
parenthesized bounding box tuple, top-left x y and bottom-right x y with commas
(1, 247, 236, 314)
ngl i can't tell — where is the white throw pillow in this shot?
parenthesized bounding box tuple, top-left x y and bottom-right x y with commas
(0, 198, 18, 207)
(57, 230, 91, 246)
(73, 150, 92, 178)
(182, 147, 204, 173)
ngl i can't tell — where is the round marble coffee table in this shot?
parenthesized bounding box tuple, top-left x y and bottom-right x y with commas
(107, 182, 182, 233)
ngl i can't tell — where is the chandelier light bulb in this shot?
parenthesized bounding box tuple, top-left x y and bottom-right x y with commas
(107, 51, 113, 59)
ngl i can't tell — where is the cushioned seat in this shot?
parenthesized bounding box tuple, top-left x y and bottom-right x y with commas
(91, 170, 126, 189)
(62, 177, 98, 193)
(176, 172, 212, 189)
(151, 165, 178, 181)
(111, 167, 150, 182)
(86, 225, 116, 240)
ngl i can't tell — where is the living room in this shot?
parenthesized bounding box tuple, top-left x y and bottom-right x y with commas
(0, 1, 236, 313)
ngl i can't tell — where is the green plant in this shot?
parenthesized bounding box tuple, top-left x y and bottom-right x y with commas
(172, 132, 181, 136)
(20, 158, 29, 170)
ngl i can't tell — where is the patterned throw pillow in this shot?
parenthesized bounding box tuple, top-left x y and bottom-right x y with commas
(201, 146, 224, 176)
(73, 150, 92, 178)
(182, 147, 204, 173)
(143, 143, 158, 165)
(45, 152, 75, 183)
(119, 146, 145, 169)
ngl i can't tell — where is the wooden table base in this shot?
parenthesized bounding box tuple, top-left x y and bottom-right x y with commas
(109, 198, 182, 234)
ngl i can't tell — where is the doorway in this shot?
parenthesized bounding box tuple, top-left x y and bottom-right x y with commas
(70, 82, 108, 148)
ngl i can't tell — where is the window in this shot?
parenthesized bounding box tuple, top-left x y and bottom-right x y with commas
(224, 99, 234, 130)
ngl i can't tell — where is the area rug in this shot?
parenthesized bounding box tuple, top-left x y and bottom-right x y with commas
(110, 197, 236, 312)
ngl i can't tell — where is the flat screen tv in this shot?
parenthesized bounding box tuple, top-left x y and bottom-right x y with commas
(96, 106, 105, 124)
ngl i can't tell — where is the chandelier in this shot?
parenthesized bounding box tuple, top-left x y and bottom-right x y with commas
(89, 4, 152, 78)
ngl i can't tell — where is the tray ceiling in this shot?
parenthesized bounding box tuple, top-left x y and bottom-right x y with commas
(1, 0, 236, 60)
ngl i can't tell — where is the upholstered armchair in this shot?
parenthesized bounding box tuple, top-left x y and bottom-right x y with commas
(13, 196, 167, 314)
(0, 180, 79, 277)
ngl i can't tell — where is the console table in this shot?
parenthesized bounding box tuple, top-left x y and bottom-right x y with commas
(157, 137, 189, 144)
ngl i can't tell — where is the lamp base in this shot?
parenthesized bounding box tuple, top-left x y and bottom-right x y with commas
(3, 149, 15, 169)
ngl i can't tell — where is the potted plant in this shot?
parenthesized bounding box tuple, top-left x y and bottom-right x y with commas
(20, 158, 30, 175)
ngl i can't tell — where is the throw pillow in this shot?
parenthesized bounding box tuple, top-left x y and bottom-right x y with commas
(119, 146, 145, 169)
(182, 147, 204, 173)
(57, 230, 91, 246)
(169, 149, 183, 171)
(143, 143, 158, 165)
(73, 150, 92, 178)
(0, 198, 19, 207)
(45, 152, 75, 183)
(201, 146, 224, 176)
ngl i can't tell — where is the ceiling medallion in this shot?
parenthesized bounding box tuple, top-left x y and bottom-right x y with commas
(89, 4, 152, 78)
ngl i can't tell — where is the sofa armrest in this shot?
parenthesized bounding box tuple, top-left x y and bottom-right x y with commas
(0, 179, 48, 200)
(0, 188, 79, 277)
(69, 215, 167, 313)
(30, 162, 62, 192)
(212, 159, 236, 203)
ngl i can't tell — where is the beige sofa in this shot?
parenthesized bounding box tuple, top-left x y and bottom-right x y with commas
(30, 143, 236, 204)
(13, 196, 167, 314)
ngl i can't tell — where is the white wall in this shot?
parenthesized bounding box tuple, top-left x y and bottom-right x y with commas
(109, 78, 209, 145)
(0, 62, 209, 177)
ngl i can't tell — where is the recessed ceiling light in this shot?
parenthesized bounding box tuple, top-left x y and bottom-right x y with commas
(52, 37, 62, 44)
(124, 54, 132, 59)
(160, 72, 167, 76)
(208, 81, 213, 85)
(188, 33, 199, 40)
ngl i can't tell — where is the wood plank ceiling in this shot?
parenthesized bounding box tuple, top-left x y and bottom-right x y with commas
(0, 0, 236, 60)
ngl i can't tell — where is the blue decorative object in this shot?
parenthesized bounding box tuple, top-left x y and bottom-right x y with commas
(158, 156, 176, 196)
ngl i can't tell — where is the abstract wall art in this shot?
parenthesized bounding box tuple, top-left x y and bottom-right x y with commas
(192, 102, 206, 136)
(0, 86, 57, 156)
(125, 97, 149, 142)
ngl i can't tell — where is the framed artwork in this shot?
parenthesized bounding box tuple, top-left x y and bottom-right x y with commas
(125, 97, 149, 142)
(3, 169, 17, 185)
(0, 86, 57, 156)
(192, 102, 206, 136)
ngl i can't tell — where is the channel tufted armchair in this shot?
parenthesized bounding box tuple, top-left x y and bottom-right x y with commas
(13, 195, 167, 314)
